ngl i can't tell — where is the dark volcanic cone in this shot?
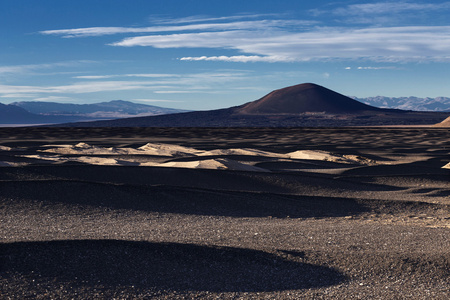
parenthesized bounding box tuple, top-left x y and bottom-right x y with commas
(236, 83, 381, 114)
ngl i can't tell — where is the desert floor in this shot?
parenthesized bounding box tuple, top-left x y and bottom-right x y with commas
(0, 127, 449, 299)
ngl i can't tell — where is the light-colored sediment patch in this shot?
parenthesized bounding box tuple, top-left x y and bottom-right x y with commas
(199, 148, 285, 158)
(442, 163, 450, 169)
(0, 145, 12, 151)
(149, 158, 270, 172)
(20, 154, 129, 166)
(20, 155, 69, 163)
(41, 142, 134, 155)
(433, 116, 450, 127)
(41, 142, 201, 157)
(287, 150, 375, 164)
(75, 156, 121, 166)
(137, 143, 201, 156)
(18, 143, 383, 170)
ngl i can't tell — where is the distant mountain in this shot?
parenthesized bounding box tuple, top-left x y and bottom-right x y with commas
(54, 83, 448, 127)
(0, 103, 47, 124)
(11, 100, 188, 119)
(352, 96, 450, 112)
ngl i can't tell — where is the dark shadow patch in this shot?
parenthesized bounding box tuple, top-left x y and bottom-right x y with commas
(255, 160, 356, 171)
(0, 180, 374, 218)
(339, 160, 450, 177)
(0, 240, 346, 292)
(166, 154, 274, 163)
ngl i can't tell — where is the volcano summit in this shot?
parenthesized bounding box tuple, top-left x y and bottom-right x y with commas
(55, 83, 449, 127)
(236, 83, 382, 115)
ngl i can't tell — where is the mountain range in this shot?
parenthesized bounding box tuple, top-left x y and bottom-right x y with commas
(53, 83, 449, 127)
(0, 100, 188, 125)
(352, 96, 450, 112)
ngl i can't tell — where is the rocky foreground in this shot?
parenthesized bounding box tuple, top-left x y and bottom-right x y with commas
(0, 127, 449, 299)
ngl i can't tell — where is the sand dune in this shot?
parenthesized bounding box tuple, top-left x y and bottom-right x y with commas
(199, 148, 285, 158)
(152, 158, 270, 172)
(433, 116, 450, 127)
(0, 145, 12, 151)
(287, 150, 375, 164)
(41, 142, 200, 156)
(10, 142, 381, 172)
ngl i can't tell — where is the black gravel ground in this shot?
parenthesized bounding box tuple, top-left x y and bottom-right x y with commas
(1, 127, 449, 299)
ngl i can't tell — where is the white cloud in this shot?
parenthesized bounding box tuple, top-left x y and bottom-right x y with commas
(0, 70, 255, 97)
(0, 93, 36, 98)
(111, 26, 450, 63)
(74, 73, 179, 79)
(39, 12, 450, 63)
(334, 1, 450, 16)
(40, 20, 313, 38)
(149, 14, 284, 25)
(357, 66, 398, 70)
(153, 90, 198, 94)
(74, 75, 116, 79)
(73, 75, 116, 79)
(0, 81, 160, 95)
(125, 73, 179, 78)
(33, 96, 73, 102)
(133, 99, 184, 103)
(315, 1, 450, 25)
(0, 61, 96, 75)
(179, 55, 292, 63)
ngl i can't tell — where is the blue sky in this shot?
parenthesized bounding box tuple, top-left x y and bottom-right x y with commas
(1, 0, 450, 110)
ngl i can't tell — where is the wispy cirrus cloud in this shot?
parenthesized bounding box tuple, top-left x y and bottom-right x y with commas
(311, 1, 450, 25)
(0, 93, 37, 98)
(74, 73, 180, 79)
(345, 66, 400, 70)
(179, 55, 292, 63)
(110, 26, 450, 63)
(0, 61, 95, 75)
(33, 96, 73, 102)
(133, 99, 185, 103)
(149, 13, 285, 24)
(40, 20, 314, 38)
(39, 11, 450, 64)
(0, 70, 254, 97)
(333, 1, 450, 16)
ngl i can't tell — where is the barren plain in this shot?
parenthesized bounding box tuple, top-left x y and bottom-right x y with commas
(1, 127, 449, 299)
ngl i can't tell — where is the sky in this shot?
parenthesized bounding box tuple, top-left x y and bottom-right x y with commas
(1, 0, 450, 110)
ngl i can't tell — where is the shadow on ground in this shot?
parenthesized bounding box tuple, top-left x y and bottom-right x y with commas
(0, 180, 374, 218)
(0, 240, 346, 292)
